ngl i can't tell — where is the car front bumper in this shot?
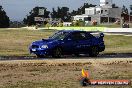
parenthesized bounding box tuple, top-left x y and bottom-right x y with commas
(30, 48, 51, 55)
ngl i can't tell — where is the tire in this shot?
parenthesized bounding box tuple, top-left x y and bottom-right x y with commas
(36, 54, 44, 58)
(89, 46, 99, 57)
(74, 53, 80, 57)
(52, 47, 62, 58)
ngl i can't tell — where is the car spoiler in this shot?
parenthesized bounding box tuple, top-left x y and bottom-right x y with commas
(89, 31, 104, 37)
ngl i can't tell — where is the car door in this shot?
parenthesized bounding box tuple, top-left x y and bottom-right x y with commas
(82, 33, 93, 53)
(62, 32, 92, 54)
(61, 32, 85, 54)
(61, 33, 76, 54)
(73, 32, 92, 53)
(72, 32, 86, 53)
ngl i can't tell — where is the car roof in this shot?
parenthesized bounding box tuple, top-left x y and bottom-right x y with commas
(58, 30, 86, 33)
(58, 30, 100, 33)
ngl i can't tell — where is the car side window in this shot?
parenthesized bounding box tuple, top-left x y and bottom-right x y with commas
(71, 32, 86, 40)
(86, 33, 93, 39)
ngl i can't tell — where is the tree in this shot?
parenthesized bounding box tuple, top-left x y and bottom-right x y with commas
(23, 6, 50, 26)
(60, 7, 71, 22)
(51, 8, 57, 18)
(130, 5, 132, 15)
(0, 6, 10, 28)
(121, 5, 128, 15)
(51, 7, 71, 22)
(71, 10, 78, 16)
(112, 4, 118, 8)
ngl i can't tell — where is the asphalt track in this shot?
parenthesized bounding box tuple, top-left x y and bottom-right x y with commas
(0, 53, 132, 61)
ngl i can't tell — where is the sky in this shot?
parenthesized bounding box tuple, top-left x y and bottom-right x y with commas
(0, 0, 132, 21)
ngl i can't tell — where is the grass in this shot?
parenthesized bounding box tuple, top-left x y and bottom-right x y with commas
(104, 35, 132, 53)
(0, 59, 132, 88)
(0, 29, 56, 56)
(0, 28, 132, 56)
(0, 28, 131, 88)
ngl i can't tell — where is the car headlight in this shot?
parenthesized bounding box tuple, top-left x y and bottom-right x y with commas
(41, 45, 48, 48)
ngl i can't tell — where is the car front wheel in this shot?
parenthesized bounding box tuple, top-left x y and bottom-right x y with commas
(36, 54, 44, 58)
(52, 47, 62, 58)
(89, 46, 99, 57)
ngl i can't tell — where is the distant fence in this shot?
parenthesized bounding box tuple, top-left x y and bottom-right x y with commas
(44, 27, 132, 32)
(104, 28, 132, 33)
(45, 27, 106, 31)
(29, 26, 132, 33)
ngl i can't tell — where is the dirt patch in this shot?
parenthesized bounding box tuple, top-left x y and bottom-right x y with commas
(0, 58, 132, 88)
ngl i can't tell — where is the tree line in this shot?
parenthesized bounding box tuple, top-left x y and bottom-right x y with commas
(0, 3, 132, 27)
(23, 3, 96, 26)
(0, 6, 10, 28)
(23, 3, 132, 26)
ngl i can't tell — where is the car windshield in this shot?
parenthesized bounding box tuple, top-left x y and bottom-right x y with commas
(49, 32, 69, 40)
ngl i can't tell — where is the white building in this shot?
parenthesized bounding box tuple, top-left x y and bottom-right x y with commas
(63, 22, 72, 26)
(100, 0, 113, 7)
(73, 0, 121, 25)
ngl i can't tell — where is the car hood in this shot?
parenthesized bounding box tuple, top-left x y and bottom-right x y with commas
(32, 39, 57, 46)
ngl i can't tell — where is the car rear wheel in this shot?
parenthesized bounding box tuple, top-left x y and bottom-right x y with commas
(89, 46, 99, 57)
(36, 54, 44, 58)
(52, 47, 62, 58)
(74, 53, 80, 57)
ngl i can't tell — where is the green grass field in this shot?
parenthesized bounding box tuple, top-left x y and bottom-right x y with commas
(0, 29, 132, 56)
(0, 29, 55, 56)
(0, 29, 132, 88)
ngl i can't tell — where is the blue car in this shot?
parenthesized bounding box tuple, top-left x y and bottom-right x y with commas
(29, 30, 105, 58)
